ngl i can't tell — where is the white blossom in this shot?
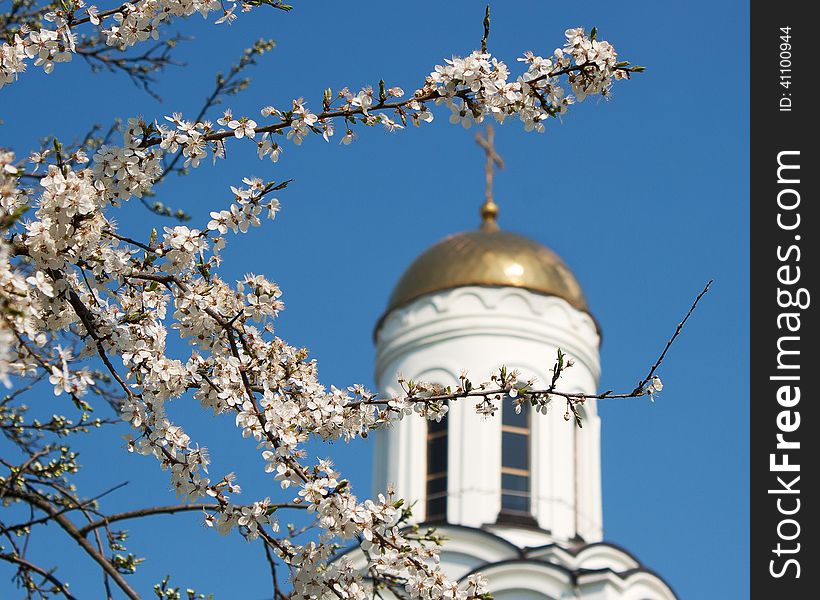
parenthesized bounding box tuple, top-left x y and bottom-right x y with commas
(0, 24, 636, 599)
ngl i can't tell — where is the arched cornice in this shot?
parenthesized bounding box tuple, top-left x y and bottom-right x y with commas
(458, 558, 574, 599)
(375, 287, 601, 385)
(419, 522, 526, 561)
(524, 540, 678, 599)
(333, 527, 677, 599)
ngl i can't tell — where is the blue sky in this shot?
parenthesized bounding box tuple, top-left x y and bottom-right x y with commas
(1, 1, 749, 598)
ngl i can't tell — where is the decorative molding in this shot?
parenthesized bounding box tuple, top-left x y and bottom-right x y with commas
(375, 287, 601, 384)
(379, 287, 599, 339)
(364, 283, 674, 599)
(373, 285, 604, 543)
(428, 523, 679, 600)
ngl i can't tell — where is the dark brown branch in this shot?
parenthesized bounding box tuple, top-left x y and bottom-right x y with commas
(156, 39, 276, 184)
(9, 488, 141, 600)
(480, 5, 490, 54)
(67, 0, 293, 28)
(0, 448, 50, 501)
(53, 274, 135, 401)
(347, 281, 712, 410)
(77, 502, 304, 537)
(263, 543, 290, 600)
(138, 61, 634, 150)
(76, 35, 186, 102)
(0, 552, 78, 600)
(1, 483, 129, 535)
(632, 279, 712, 395)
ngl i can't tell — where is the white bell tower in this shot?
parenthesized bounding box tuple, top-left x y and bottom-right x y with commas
(372, 234, 603, 545)
(366, 126, 678, 599)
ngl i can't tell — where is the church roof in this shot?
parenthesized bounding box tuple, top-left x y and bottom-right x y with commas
(334, 524, 679, 600)
(384, 218, 590, 315)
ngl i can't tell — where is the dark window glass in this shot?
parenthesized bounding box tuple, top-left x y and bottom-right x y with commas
(501, 431, 528, 471)
(426, 495, 447, 521)
(502, 401, 529, 428)
(501, 493, 530, 513)
(427, 475, 447, 495)
(427, 435, 448, 473)
(500, 394, 532, 519)
(501, 473, 529, 493)
(426, 400, 449, 521)
(429, 415, 447, 434)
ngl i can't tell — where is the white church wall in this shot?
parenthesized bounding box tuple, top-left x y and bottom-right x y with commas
(338, 483, 677, 599)
(474, 561, 572, 600)
(374, 286, 603, 543)
(493, 591, 553, 600)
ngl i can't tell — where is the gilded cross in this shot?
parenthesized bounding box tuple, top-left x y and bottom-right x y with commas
(475, 124, 504, 230)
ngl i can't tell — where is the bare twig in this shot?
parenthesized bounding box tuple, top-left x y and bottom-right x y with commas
(631, 279, 712, 395)
(9, 488, 141, 600)
(0, 552, 78, 600)
(480, 5, 490, 54)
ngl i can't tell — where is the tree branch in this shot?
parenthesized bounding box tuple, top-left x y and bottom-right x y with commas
(0, 552, 78, 600)
(8, 488, 141, 600)
(77, 502, 304, 537)
(632, 279, 712, 394)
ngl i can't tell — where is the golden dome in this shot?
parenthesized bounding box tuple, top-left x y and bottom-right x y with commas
(384, 221, 590, 315)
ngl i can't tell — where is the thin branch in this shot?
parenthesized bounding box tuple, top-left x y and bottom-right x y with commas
(1, 482, 129, 535)
(263, 542, 290, 600)
(480, 5, 490, 54)
(632, 279, 712, 394)
(139, 61, 634, 150)
(157, 39, 275, 183)
(67, 0, 292, 28)
(76, 35, 186, 102)
(346, 280, 713, 409)
(0, 448, 51, 502)
(6, 488, 141, 600)
(0, 552, 78, 600)
(77, 502, 304, 537)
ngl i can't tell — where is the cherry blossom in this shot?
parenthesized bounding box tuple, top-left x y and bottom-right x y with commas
(1, 0, 288, 88)
(0, 22, 661, 600)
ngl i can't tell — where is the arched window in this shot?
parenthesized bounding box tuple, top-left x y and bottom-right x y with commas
(425, 404, 448, 521)
(500, 398, 531, 517)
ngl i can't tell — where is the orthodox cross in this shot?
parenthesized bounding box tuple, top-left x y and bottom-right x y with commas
(475, 123, 504, 230)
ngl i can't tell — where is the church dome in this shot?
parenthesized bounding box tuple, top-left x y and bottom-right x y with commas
(385, 218, 590, 315)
